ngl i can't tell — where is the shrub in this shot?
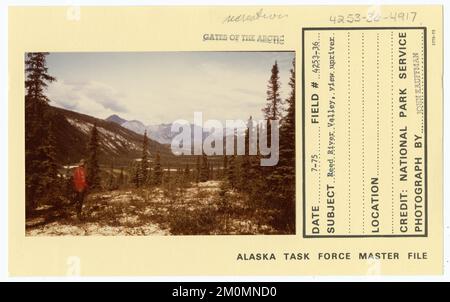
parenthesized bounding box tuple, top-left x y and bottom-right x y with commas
(169, 207, 218, 235)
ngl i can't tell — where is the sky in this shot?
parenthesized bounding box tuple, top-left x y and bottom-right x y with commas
(46, 51, 295, 125)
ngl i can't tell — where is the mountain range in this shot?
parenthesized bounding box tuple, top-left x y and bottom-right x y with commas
(46, 107, 174, 167)
(43, 106, 236, 168)
(106, 114, 217, 146)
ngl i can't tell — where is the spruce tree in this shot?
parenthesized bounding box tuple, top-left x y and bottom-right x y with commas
(199, 153, 209, 182)
(38, 121, 61, 206)
(25, 52, 59, 212)
(263, 61, 282, 121)
(279, 59, 295, 169)
(274, 58, 296, 232)
(118, 167, 125, 188)
(140, 130, 150, 185)
(245, 118, 264, 205)
(262, 61, 282, 150)
(153, 150, 162, 186)
(227, 155, 237, 189)
(25, 52, 55, 107)
(222, 155, 228, 179)
(238, 116, 253, 191)
(195, 155, 201, 183)
(43, 121, 59, 188)
(209, 163, 214, 180)
(258, 60, 284, 219)
(108, 161, 115, 190)
(184, 164, 190, 180)
(132, 161, 141, 188)
(87, 123, 101, 189)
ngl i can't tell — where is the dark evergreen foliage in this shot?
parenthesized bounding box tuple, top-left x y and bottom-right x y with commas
(199, 153, 209, 182)
(153, 150, 162, 186)
(25, 52, 59, 213)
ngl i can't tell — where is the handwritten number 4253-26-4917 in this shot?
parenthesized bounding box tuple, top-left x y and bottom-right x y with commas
(329, 11, 417, 24)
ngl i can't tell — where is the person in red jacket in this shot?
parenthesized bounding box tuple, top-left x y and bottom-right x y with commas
(73, 159, 88, 218)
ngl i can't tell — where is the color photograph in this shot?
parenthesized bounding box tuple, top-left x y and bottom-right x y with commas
(24, 51, 296, 236)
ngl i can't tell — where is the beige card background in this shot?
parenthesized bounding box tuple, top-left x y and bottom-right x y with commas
(9, 5, 443, 276)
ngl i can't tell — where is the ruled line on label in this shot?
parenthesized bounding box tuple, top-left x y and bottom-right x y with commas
(347, 31, 352, 234)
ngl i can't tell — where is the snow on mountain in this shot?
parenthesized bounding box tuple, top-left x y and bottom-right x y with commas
(48, 107, 173, 166)
(106, 114, 241, 146)
(145, 123, 174, 145)
(121, 120, 148, 136)
(67, 117, 140, 153)
(66, 117, 92, 135)
(107, 115, 204, 145)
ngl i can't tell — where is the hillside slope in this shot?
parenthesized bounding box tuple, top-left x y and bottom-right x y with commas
(48, 106, 174, 166)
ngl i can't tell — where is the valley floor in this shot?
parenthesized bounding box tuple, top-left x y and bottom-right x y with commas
(26, 181, 281, 236)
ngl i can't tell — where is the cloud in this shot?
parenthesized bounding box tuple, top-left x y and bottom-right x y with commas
(47, 80, 128, 118)
(46, 51, 295, 124)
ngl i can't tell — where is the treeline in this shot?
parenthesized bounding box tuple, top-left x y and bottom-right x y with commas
(126, 59, 296, 232)
(25, 53, 109, 215)
(25, 53, 295, 233)
(220, 60, 296, 233)
(126, 132, 221, 190)
(25, 52, 61, 215)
